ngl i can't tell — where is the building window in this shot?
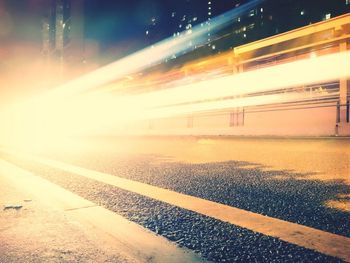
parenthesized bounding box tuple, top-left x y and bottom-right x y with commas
(324, 13, 331, 20)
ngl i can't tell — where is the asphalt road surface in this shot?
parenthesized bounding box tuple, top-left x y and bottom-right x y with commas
(1, 136, 349, 262)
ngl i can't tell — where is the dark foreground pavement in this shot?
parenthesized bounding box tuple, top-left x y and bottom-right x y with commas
(1, 137, 349, 262)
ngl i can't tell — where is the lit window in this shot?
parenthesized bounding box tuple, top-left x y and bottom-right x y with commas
(243, 33, 246, 38)
(346, 0, 350, 5)
(208, 7, 211, 10)
(208, 1, 211, 4)
(212, 45, 216, 50)
(208, 12, 211, 15)
(247, 23, 255, 29)
(193, 17, 198, 21)
(300, 10, 305, 15)
(171, 12, 175, 18)
(325, 13, 331, 20)
(145, 30, 149, 35)
(237, 17, 241, 22)
(260, 8, 263, 12)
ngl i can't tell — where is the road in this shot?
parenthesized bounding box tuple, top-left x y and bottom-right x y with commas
(1, 136, 349, 262)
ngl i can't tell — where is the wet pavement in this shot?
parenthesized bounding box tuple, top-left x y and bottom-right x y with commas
(1, 136, 349, 262)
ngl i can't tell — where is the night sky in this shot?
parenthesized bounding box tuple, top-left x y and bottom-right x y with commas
(85, 0, 156, 48)
(84, 0, 205, 50)
(1, 0, 349, 55)
(0, 0, 349, 102)
(84, 0, 244, 48)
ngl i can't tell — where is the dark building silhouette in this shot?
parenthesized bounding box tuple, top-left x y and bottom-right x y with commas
(42, 0, 84, 65)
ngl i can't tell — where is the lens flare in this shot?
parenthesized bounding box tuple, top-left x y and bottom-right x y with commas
(1, 0, 349, 152)
(1, 50, 348, 152)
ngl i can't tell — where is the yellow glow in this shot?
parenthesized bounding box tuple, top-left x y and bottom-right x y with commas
(1, 51, 349, 152)
(134, 51, 350, 108)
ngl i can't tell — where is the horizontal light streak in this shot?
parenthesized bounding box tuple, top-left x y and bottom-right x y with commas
(131, 51, 350, 109)
(32, 0, 263, 101)
(0, 51, 347, 151)
(130, 91, 339, 120)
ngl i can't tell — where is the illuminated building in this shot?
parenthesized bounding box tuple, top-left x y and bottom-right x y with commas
(145, 0, 350, 62)
(42, 0, 84, 67)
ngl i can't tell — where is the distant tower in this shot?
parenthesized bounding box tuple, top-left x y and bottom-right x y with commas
(42, 0, 84, 72)
(41, 16, 51, 58)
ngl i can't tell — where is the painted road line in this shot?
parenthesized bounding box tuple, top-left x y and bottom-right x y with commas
(23, 154, 350, 262)
(0, 159, 206, 263)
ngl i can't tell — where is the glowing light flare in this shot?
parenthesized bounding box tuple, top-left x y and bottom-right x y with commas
(53, 52, 350, 130)
(25, 0, 264, 102)
(126, 91, 337, 120)
(1, 50, 348, 152)
(0, 0, 265, 151)
(20, 88, 336, 141)
(0, 93, 143, 150)
(132, 51, 350, 108)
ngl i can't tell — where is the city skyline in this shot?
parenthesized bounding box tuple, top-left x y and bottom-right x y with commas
(1, 0, 349, 56)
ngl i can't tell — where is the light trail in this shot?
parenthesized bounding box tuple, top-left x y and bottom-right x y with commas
(0, 50, 349, 152)
(32, 0, 264, 101)
(142, 92, 339, 120)
(1, 0, 349, 151)
(0, 0, 265, 151)
(74, 51, 349, 124)
(132, 51, 350, 109)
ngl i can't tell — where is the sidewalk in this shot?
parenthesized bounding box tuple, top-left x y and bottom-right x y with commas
(0, 159, 205, 263)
